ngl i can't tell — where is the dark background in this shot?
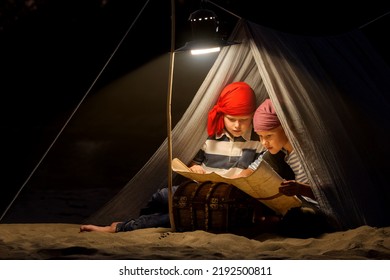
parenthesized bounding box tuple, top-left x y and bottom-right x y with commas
(1, 0, 389, 223)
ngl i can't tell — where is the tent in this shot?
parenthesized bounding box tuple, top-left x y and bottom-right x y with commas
(84, 19, 390, 230)
(1, 16, 389, 230)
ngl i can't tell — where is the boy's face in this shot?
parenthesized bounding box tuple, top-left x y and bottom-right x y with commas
(256, 126, 289, 154)
(223, 114, 253, 138)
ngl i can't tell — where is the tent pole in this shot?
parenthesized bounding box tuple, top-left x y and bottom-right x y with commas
(166, 0, 176, 231)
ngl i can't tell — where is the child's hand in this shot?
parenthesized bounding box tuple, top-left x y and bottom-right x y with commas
(189, 164, 206, 174)
(279, 180, 315, 199)
(279, 180, 302, 196)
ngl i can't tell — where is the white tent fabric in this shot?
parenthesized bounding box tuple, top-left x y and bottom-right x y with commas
(86, 19, 390, 230)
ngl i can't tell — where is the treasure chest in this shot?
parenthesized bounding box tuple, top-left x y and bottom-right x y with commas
(173, 180, 272, 235)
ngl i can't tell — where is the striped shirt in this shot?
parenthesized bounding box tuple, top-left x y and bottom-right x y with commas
(284, 149, 318, 205)
(284, 150, 309, 184)
(191, 127, 266, 177)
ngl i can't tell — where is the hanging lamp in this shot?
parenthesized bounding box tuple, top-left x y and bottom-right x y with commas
(176, 8, 238, 54)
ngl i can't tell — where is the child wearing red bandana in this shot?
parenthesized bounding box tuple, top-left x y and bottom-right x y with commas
(189, 81, 265, 178)
(80, 82, 266, 233)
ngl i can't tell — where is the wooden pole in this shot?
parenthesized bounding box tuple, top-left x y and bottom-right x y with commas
(166, 0, 176, 231)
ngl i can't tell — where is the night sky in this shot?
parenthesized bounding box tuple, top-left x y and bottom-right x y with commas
(1, 0, 389, 223)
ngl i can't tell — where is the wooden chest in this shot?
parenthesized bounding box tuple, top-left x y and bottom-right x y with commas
(173, 180, 270, 235)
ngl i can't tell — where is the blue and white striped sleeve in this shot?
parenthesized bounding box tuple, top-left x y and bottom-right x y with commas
(248, 152, 265, 171)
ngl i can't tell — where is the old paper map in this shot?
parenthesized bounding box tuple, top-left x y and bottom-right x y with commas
(172, 158, 302, 215)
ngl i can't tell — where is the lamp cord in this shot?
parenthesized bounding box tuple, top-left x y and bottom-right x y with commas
(0, 0, 152, 223)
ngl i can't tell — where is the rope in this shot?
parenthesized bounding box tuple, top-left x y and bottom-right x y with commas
(205, 0, 242, 20)
(0, 0, 152, 223)
(359, 11, 390, 29)
(206, 0, 388, 31)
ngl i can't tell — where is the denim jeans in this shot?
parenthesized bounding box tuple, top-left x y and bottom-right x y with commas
(115, 185, 179, 232)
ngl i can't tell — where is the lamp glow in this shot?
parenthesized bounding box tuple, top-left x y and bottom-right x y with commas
(191, 47, 220, 55)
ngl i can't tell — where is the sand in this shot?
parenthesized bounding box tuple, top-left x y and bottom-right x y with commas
(0, 223, 389, 260)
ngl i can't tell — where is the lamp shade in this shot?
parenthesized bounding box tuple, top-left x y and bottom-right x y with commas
(176, 8, 238, 53)
(189, 9, 219, 40)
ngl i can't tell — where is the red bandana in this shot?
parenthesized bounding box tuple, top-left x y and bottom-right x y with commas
(207, 82, 256, 136)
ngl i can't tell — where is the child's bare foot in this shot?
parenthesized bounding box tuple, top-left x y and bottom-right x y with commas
(79, 223, 119, 233)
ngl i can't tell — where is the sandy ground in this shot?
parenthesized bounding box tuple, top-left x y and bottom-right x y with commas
(0, 223, 389, 260)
